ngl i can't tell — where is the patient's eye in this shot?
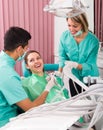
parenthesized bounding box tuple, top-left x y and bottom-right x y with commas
(29, 58, 35, 62)
(29, 56, 41, 62)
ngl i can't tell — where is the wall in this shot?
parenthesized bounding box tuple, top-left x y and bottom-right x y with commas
(54, 0, 94, 63)
(0, 0, 54, 75)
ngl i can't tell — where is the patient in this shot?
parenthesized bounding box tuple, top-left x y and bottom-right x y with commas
(22, 50, 69, 103)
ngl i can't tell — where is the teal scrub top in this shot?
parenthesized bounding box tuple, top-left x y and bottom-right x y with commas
(59, 30, 99, 81)
(0, 51, 28, 127)
(22, 73, 69, 103)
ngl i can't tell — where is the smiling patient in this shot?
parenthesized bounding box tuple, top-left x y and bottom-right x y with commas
(22, 50, 69, 103)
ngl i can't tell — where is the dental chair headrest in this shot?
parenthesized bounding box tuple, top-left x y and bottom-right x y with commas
(22, 60, 59, 77)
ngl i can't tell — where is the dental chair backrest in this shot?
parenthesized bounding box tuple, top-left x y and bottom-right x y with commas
(22, 60, 59, 77)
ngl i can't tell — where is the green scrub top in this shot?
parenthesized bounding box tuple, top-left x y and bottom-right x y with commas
(59, 31, 99, 81)
(22, 73, 69, 103)
(0, 51, 28, 127)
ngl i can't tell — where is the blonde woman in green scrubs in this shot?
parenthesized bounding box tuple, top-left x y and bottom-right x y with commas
(58, 9, 99, 97)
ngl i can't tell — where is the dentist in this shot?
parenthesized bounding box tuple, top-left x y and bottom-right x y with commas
(0, 26, 55, 127)
(58, 9, 99, 96)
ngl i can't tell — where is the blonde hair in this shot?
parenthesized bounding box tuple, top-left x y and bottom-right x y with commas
(66, 9, 89, 32)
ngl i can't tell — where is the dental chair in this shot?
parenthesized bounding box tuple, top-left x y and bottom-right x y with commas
(2, 83, 103, 130)
(2, 61, 103, 130)
(22, 60, 103, 130)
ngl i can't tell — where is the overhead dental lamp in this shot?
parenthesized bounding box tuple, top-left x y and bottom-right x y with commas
(43, 0, 89, 18)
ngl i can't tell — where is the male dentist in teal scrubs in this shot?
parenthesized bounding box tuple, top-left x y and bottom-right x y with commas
(0, 26, 55, 127)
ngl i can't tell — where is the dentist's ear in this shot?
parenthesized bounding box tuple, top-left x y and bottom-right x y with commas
(16, 46, 23, 53)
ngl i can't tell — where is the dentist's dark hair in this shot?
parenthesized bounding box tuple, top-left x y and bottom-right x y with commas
(4, 26, 31, 51)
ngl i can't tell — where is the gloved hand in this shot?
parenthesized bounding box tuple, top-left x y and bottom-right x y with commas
(46, 75, 51, 82)
(45, 75, 56, 92)
(65, 61, 78, 69)
(54, 71, 62, 77)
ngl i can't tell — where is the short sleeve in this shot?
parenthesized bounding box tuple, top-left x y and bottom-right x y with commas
(1, 76, 28, 105)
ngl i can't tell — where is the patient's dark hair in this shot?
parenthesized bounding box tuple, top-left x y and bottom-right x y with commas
(4, 26, 31, 51)
(24, 50, 41, 65)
